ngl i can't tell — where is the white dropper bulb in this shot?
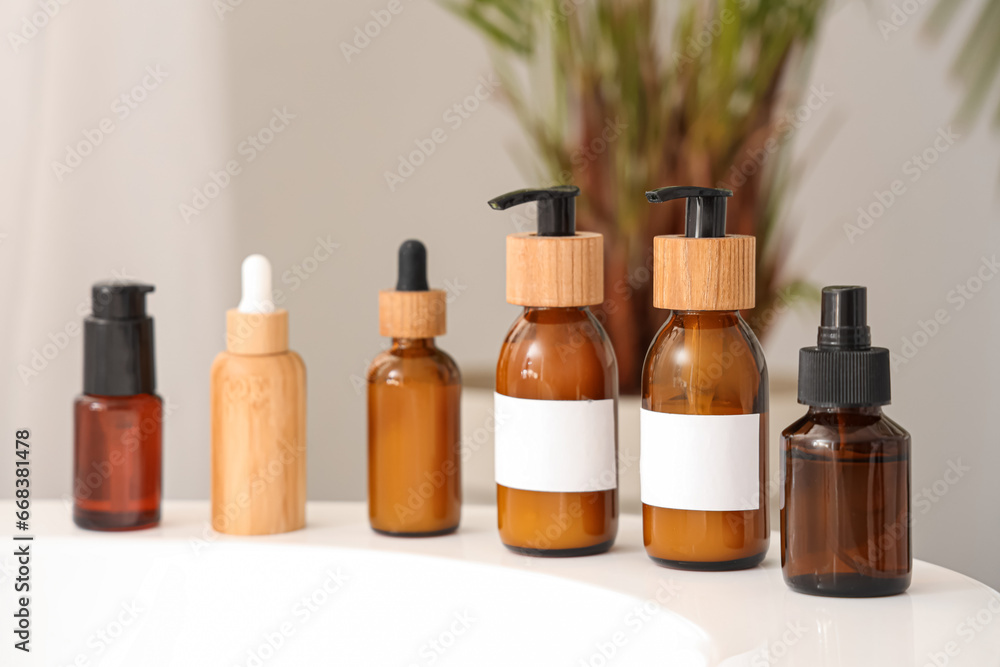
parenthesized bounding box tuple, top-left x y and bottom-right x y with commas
(237, 254, 276, 314)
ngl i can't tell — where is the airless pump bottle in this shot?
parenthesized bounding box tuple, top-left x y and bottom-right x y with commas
(640, 186, 768, 570)
(367, 240, 462, 536)
(74, 282, 162, 531)
(211, 254, 307, 535)
(489, 186, 619, 557)
(782, 286, 911, 597)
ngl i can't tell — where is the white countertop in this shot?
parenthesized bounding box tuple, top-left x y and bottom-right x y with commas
(5, 501, 999, 666)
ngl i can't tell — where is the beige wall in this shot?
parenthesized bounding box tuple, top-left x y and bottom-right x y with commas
(1, 0, 997, 589)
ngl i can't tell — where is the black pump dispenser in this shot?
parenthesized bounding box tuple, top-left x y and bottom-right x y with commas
(798, 286, 891, 407)
(83, 282, 156, 396)
(645, 186, 733, 238)
(488, 185, 580, 236)
(396, 239, 430, 291)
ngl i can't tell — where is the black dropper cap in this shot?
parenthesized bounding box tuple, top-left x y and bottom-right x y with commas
(83, 282, 156, 396)
(488, 185, 579, 236)
(797, 286, 891, 407)
(396, 240, 429, 291)
(645, 186, 733, 238)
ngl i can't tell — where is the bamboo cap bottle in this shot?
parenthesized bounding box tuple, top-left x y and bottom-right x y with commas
(490, 186, 603, 307)
(647, 186, 755, 311)
(211, 254, 306, 536)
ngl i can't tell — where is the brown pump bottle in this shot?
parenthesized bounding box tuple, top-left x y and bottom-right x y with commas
(489, 186, 619, 557)
(368, 240, 461, 536)
(73, 282, 162, 531)
(781, 286, 911, 597)
(640, 187, 768, 570)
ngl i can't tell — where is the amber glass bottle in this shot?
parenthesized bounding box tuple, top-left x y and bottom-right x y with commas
(368, 241, 461, 536)
(489, 186, 618, 557)
(781, 286, 911, 597)
(73, 282, 162, 531)
(641, 310, 768, 568)
(640, 186, 768, 570)
(496, 307, 619, 555)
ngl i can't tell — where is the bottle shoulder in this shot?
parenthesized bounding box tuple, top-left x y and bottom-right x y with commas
(641, 311, 765, 414)
(75, 393, 162, 412)
(497, 308, 617, 400)
(782, 409, 911, 448)
(211, 350, 306, 380)
(366, 344, 461, 386)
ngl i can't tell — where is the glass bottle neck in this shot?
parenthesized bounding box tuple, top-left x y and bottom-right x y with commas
(807, 405, 883, 417)
(390, 337, 436, 351)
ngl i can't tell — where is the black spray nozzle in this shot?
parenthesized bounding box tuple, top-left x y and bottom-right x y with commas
(396, 239, 429, 291)
(488, 185, 580, 236)
(818, 286, 871, 349)
(645, 186, 733, 238)
(91, 282, 155, 320)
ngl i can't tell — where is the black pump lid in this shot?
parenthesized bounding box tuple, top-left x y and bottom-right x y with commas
(798, 286, 891, 407)
(488, 185, 579, 236)
(396, 239, 429, 291)
(83, 282, 156, 396)
(645, 186, 733, 238)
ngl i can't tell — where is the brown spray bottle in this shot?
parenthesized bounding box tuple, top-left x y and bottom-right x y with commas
(781, 286, 911, 597)
(489, 186, 619, 557)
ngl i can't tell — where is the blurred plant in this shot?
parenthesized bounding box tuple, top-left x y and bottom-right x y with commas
(925, 0, 1000, 130)
(448, 0, 827, 392)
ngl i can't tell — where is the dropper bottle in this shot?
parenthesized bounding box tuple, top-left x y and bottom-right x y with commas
(211, 254, 307, 535)
(782, 286, 911, 597)
(489, 185, 619, 557)
(641, 186, 769, 570)
(367, 240, 462, 536)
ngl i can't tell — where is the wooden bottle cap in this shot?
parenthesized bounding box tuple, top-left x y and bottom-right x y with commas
(506, 232, 603, 307)
(226, 309, 289, 355)
(653, 235, 755, 310)
(379, 290, 447, 338)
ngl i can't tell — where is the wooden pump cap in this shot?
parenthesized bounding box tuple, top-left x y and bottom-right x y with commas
(226, 309, 289, 355)
(379, 290, 447, 338)
(506, 232, 603, 307)
(653, 234, 755, 310)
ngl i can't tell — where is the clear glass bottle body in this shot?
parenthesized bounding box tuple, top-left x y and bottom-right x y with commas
(781, 406, 911, 597)
(641, 310, 769, 569)
(367, 338, 462, 536)
(73, 393, 162, 531)
(496, 306, 619, 556)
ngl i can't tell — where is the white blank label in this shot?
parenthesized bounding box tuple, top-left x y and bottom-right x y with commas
(640, 410, 761, 511)
(494, 393, 617, 493)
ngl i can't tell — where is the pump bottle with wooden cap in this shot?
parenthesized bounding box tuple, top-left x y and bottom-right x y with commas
(489, 186, 619, 557)
(211, 254, 306, 535)
(640, 186, 768, 570)
(368, 240, 461, 536)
